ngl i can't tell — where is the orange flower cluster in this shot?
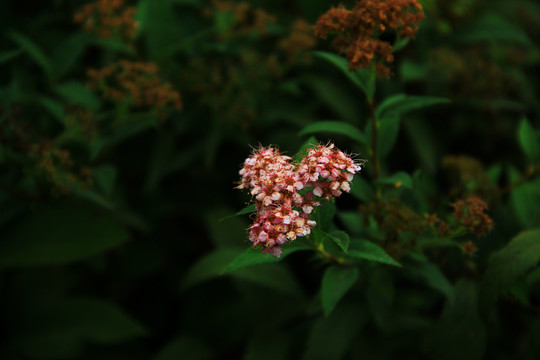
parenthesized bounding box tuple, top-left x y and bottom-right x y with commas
(74, 0, 137, 42)
(314, 0, 424, 76)
(29, 142, 93, 195)
(278, 19, 317, 63)
(206, 0, 276, 37)
(87, 60, 182, 117)
(451, 197, 493, 237)
(65, 106, 98, 141)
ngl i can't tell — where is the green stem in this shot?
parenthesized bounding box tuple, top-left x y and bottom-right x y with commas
(311, 237, 352, 268)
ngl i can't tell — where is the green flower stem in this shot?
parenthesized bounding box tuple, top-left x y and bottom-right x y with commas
(311, 237, 352, 268)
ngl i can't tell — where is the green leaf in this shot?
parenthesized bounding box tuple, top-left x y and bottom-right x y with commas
(337, 211, 363, 235)
(405, 254, 455, 304)
(377, 116, 401, 157)
(0, 48, 22, 64)
(56, 81, 100, 110)
(321, 266, 359, 316)
(220, 240, 311, 274)
(52, 32, 88, 79)
(350, 176, 374, 202)
(324, 230, 350, 253)
(454, 13, 534, 47)
(304, 75, 362, 123)
(517, 117, 540, 161)
(302, 304, 365, 360)
(218, 204, 256, 222)
(152, 336, 214, 360)
(367, 269, 394, 330)
(90, 38, 135, 54)
(510, 171, 540, 228)
(298, 121, 367, 144)
(13, 298, 146, 359)
(400, 60, 428, 82)
(181, 248, 242, 290)
(295, 135, 318, 162)
(313, 200, 336, 232)
(8, 31, 54, 81)
(348, 239, 402, 267)
(93, 165, 117, 196)
(313, 51, 374, 101)
(376, 171, 413, 189)
(182, 248, 303, 296)
(424, 279, 486, 360)
(38, 97, 66, 125)
(481, 229, 540, 311)
(0, 205, 129, 268)
(376, 94, 451, 119)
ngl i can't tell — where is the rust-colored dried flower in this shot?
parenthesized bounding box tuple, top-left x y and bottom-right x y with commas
(87, 60, 182, 117)
(74, 0, 138, 42)
(29, 142, 93, 194)
(314, 0, 424, 76)
(462, 241, 477, 256)
(278, 19, 317, 63)
(451, 197, 493, 237)
(65, 106, 98, 141)
(207, 0, 276, 37)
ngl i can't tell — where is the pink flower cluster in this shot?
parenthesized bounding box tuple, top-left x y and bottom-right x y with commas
(237, 143, 362, 257)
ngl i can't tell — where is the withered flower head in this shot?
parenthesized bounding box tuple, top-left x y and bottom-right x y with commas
(87, 60, 182, 118)
(451, 196, 493, 237)
(74, 0, 138, 42)
(314, 0, 425, 76)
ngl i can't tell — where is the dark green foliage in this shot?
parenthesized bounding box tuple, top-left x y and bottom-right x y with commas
(1, 0, 540, 359)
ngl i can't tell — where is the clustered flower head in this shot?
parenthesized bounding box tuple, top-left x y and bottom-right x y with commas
(451, 196, 493, 237)
(237, 143, 362, 257)
(87, 60, 182, 118)
(74, 0, 138, 42)
(314, 0, 425, 76)
(205, 0, 276, 37)
(29, 142, 93, 195)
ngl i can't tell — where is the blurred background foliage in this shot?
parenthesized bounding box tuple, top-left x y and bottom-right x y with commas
(1, 0, 540, 359)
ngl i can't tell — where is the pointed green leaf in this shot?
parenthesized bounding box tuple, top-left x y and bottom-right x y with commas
(0, 49, 22, 64)
(8, 31, 54, 81)
(56, 82, 100, 110)
(405, 255, 455, 304)
(0, 205, 129, 268)
(218, 204, 256, 222)
(13, 297, 146, 359)
(182, 248, 243, 290)
(481, 229, 540, 310)
(152, 336, 214, 360)
(424, 279, 486, 360)
(313, 51, 374, 100)
(220, 240, 312, 274)
(52, 32, 89, 79)
(299, 121, 367, 144)
(376, 94, 451, 119)
(348, 239, 401, 267)
(38, 97, 66, 125)
(324, 230, 350, 253)
(517, 117, 540, 161)
(350, 176, 374, 202)
(454, 13, 534, 47)
(321, 266, 359, 316)
(377, 116, 401, 157)
(93, 165, 117, 196)
(376, 172, 413, 189)
(295, 135, 318, 162)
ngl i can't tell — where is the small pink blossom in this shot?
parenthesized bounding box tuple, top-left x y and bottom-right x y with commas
(237, 144, 363, 257)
